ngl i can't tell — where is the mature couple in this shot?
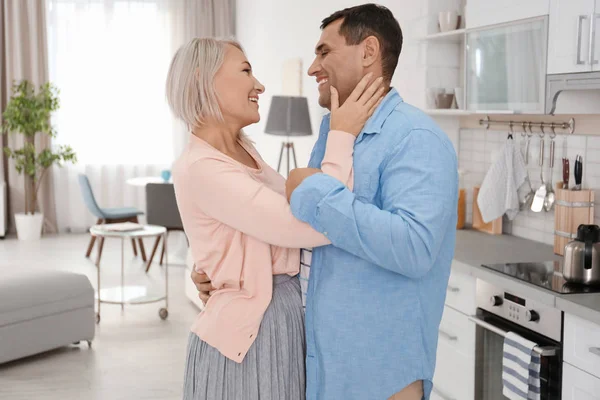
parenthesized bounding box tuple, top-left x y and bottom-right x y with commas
(167, 3, 458, 400)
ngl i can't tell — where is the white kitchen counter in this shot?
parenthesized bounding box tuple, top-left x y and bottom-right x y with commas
(454, 229, 600, 325)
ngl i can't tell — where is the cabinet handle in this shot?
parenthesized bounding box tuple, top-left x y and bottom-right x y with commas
(592, 14, 600, 65)
(439, 329, 458, 341)
(577, 15, 589, 65)
(447, 285, 460, 293)
(432, 386, 456, 400)
(590, 14, 597, 65)
(590, 347, 600, 357)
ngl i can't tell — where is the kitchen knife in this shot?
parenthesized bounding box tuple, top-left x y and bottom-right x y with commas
(562, 158, 569, 189)
(574, 155, 582, 190)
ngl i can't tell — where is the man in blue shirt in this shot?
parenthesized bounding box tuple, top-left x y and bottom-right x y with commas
(192, 4, 457, 399)
(286, 4, 458, 400)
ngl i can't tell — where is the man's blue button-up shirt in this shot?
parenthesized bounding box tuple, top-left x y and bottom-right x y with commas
(291, 89, 458, 400)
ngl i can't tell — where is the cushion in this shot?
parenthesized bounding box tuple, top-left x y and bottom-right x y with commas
(101, 207, 143, 219)
(0, 270, 94, 326)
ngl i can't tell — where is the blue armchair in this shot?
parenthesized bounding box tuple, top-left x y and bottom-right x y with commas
(78, 174, 147, 264)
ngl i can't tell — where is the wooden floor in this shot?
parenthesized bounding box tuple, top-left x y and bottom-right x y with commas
(0, 233, 199, 400)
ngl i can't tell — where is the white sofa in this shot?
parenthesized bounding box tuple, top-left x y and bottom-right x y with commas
(0, 270, 95, 364)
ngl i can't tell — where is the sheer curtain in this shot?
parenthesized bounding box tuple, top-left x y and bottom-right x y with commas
(46, 0, 234, 233)
(1, 0, 57, 233)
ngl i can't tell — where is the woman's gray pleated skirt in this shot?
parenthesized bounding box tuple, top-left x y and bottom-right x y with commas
(182, 274, 306, 400)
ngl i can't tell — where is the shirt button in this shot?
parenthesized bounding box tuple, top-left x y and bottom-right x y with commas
(323, 232, 328, 236)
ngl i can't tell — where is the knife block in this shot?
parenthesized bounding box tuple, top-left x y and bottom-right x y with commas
(553, 182, 595, 255)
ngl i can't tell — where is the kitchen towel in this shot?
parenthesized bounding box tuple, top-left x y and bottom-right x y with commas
(502, 331, 542, 400)
(477, 138, 528, 223)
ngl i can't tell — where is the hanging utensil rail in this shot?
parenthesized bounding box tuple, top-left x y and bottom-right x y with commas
(479, 116, 576, 135)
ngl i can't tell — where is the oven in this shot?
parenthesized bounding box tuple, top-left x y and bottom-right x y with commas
(470, 279, 563, 399)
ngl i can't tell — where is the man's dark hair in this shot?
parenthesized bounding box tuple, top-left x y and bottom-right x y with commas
(321, 4, 403, 81)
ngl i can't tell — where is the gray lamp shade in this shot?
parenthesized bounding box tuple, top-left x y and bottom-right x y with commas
(265, 96, 312, 137)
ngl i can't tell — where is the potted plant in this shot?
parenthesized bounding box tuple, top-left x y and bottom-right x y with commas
(2, 80, 76, 240)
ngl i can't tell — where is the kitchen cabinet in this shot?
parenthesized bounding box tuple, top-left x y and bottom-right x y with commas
(564, 313, 600, 379)
(465, 0, 549, 29)
(466, 17, 548, 113)
(562, 362, 600, 400)
(432, 269, 476, 400)
(444, 264, 477, 315)
(432, 336, 475, 400)
(438, 304, 476, 358)
(595, 0, 600, 70)
(562, 314, 600, 400)
(547, 0, 597, 74)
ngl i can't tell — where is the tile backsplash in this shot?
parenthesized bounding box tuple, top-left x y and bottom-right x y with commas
(459, 128, 600, 245)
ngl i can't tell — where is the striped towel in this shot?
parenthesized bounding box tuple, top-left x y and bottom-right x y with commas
(502, 332, 541, 400)
(299, 248, 312, 310)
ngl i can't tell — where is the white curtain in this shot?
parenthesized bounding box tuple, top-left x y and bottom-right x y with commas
(1, 0, 57, 233)
(46, 0, 235, 233)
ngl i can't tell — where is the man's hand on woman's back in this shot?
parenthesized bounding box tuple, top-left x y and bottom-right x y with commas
(191, 266, 215, 305)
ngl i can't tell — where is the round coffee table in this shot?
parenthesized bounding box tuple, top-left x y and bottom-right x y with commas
(89, 224, 169, 323)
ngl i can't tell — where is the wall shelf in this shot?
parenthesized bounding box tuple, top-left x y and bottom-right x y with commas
(425, 109, 471, 116)
(421, 29, 466, 43)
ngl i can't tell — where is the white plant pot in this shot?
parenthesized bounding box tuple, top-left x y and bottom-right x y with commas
(14, 212, 44, 241)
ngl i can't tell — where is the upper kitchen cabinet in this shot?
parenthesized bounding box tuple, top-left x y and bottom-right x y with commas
(547, 0, 598, 74)
(466, 17, 548, 113)
(465, 0, 550, 29)
(596, 0, 600, 70)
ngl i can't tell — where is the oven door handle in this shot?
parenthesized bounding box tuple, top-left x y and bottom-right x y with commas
(468, 316, 559, 357)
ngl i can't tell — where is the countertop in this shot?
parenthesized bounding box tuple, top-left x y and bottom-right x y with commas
(454, 229, 600, 326)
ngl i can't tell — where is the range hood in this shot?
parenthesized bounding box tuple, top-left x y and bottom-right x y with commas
(546, 71, 600, 114)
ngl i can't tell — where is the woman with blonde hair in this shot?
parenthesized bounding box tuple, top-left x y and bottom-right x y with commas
(166, 37, 384, 399)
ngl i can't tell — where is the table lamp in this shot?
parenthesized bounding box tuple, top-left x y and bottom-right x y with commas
(264, 96, 312, 174)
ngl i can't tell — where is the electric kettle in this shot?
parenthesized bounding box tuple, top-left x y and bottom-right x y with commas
(563, 224, 600, 285)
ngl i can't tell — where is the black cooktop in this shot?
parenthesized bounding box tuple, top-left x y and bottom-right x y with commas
(481, 261, 600, 294)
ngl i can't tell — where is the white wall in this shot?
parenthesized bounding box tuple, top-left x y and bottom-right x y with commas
(460, 128, 600, 244)
(236, 0, 439, 173)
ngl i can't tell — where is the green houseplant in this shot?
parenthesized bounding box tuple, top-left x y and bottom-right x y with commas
(2, 80, 76, 240)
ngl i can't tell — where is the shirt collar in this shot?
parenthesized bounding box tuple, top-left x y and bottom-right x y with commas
(321, 88, 403, 142)
(361, 88, 403, 136)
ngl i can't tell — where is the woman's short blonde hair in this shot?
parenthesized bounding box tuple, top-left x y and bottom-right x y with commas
(165, 37, 243, 129)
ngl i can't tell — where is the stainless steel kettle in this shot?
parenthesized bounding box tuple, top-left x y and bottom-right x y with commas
(563, 224, 600, 285)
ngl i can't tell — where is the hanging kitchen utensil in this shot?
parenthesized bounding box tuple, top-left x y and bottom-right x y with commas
(507, 121, 514, 140)
(544, 125, 556, 212)
(519, 123, 535, 210)
(561, 129, 569, 189)
(531, 129, 546, 212)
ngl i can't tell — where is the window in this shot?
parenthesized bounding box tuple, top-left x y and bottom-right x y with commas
(46, 0, 176, 165)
